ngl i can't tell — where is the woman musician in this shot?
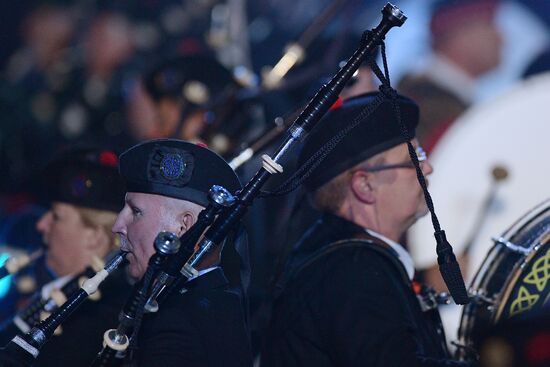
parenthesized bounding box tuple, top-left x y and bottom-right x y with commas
(0, 146, 131, 366)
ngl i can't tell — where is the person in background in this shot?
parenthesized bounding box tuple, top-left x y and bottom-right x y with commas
(398, 0, 502, 152)
(140, 56, 246, 156)
(0, 146, 131, 367)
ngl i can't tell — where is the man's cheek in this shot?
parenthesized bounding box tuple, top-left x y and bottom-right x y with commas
(129, 264, 140, 278)
(126, 251, 137, 263)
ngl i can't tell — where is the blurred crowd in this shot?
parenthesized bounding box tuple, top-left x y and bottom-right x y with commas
(0, 0, 550, 364)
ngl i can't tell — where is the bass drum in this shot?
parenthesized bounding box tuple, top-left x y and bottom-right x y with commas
(457, 199, 550, 361)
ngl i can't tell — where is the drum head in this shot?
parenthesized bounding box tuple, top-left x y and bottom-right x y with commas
(409, 72, 550, 274)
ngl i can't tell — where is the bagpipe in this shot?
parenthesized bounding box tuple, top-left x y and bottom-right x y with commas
(0, 256, 106, 341)
(91, 3, 409, 366)
(0, 252, 127, 366)
(0, 250, 43, 283)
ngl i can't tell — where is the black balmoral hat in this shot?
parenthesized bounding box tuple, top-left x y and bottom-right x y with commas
(119, 139, 241, 206)
(299, 91, 419, 191)
(42, 147, 125, 212)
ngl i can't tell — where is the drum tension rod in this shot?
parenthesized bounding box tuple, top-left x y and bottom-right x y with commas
(468, 288, 496, 306)
(492, 236, 533, 256)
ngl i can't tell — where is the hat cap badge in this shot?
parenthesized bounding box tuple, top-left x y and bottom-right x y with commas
(160, 153, 185, 180)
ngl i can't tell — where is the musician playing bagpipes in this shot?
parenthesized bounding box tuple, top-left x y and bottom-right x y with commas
(110, 139, 253, 366)
(141, 54, 249, 157)
(0, 147, 132, 366)
(262, 92, 472, 367)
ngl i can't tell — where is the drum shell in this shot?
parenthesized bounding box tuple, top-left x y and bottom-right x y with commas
(457, 199, 550, 360)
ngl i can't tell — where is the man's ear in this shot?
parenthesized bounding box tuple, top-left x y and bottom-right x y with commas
(350, 170, 376, 204)
(176, 210, 198, 236)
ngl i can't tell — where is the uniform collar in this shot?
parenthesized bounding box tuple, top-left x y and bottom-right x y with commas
(424, 54, 476, 105)
(187, 266, 218, 281)
(183, 266, 228, 291)
(365, 228, 415, 281)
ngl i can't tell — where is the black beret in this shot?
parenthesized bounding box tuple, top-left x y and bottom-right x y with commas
(299, 91, 419, 191)
(42, 147, 125, 212)
(119, 139, 241, 207)
(143, 55, 236, 106)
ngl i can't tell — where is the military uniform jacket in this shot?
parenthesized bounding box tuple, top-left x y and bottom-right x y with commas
(262, 213, 450, 367)
(135, 267, 253, 367)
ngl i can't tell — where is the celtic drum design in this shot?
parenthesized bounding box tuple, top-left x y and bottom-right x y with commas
(457, 199, 550, 361)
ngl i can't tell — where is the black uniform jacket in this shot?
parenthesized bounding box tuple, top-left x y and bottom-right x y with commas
(136, 267, 253, 367)
(262, 213, 450, 367)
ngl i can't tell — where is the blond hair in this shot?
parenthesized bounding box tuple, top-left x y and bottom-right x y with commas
(74, 207, 119, 251)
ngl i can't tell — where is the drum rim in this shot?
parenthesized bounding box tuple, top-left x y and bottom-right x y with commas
(457, 198, 550, 358)
(498, 199, 550, 241)
(467, 199, 550, 302)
